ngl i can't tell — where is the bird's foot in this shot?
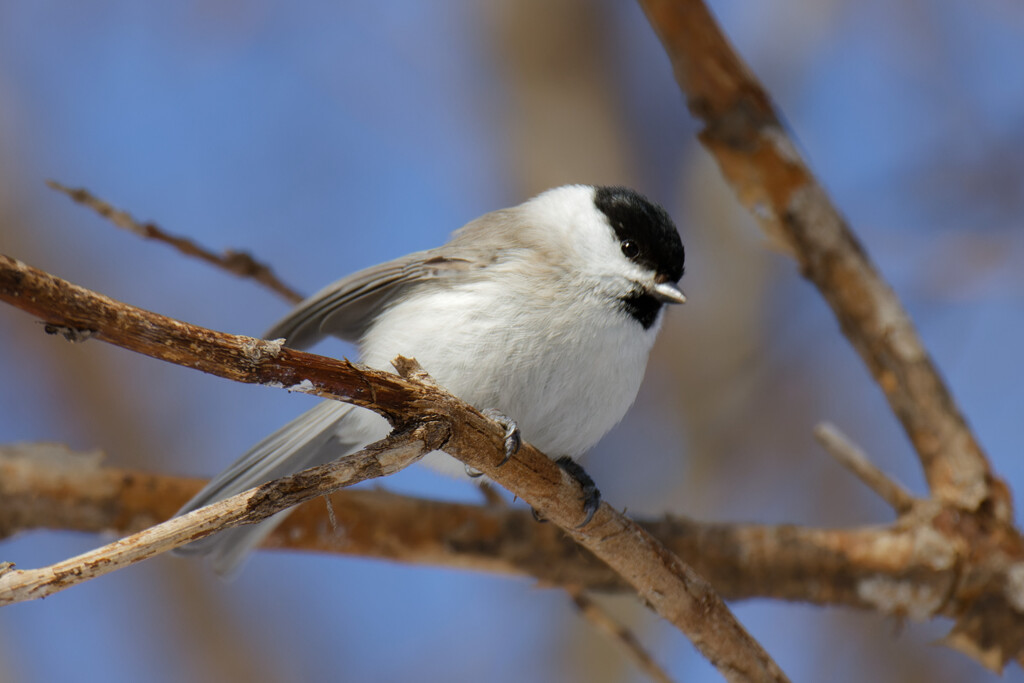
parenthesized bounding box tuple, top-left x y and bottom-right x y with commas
(530, 457, 602, 528)
(555, 456, 601, 527)
(482, 409, 521, 466)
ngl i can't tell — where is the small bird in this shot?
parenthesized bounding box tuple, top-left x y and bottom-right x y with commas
(176, 185, 686, 573)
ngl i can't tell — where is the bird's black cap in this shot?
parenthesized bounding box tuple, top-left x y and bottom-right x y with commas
(594, 186, 685, 284)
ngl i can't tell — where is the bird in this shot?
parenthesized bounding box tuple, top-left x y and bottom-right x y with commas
(175, 184, 686, 574)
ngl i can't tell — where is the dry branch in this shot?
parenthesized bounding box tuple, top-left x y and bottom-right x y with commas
(0, 431, 436, 604)
(6, 438, 1024, 669)
(3, 5, 1017, 672)
(0, 254, 787, 683)
(47, 180, 304, 305)
(632, 0, 1024, 670)
(568, 586, 675, 683)
(814, 422, 916, 514)
(0, 444, 1005, 615)
(637, 0, 1003, 517)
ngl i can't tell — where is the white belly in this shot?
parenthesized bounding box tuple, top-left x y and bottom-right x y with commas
(358, 277, 660, 475)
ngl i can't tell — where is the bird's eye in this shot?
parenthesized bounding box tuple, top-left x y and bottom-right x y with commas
(620, 239, 639, 258)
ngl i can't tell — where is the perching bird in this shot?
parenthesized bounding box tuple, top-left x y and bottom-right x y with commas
(176, 185, 686, 574)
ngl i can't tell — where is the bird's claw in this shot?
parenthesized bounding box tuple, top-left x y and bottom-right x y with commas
(529, 457, 601, 527)
(483, 409, 521, 466)
(555, 456, 601, 528)
(464, 464, 485, 478)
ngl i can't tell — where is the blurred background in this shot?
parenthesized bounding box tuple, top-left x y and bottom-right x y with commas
(1, 1, 1023, 681)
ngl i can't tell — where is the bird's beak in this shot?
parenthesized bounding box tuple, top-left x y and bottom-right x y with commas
(651, 282, 687, 305)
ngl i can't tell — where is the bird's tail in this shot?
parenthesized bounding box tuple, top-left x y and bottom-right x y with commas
(174, 400, 386, 575)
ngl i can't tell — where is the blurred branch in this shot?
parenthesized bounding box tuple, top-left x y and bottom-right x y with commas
(814, 423, 917, 514)
(567, 586, 675, 683)
(47, 180, 304, 305)
(635, 3, 1024, 671)
(0, 431, 436, 605)
(0, 254, 786, 683)
(637, 0, 1003, 517)
(3, 444, 1024, 632)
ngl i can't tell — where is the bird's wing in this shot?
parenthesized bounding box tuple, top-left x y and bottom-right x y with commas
(265, 249, 485, 349)
(173, 400, 383, 575)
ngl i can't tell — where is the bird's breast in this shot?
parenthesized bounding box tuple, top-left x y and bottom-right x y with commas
(360, 279, 658, 459)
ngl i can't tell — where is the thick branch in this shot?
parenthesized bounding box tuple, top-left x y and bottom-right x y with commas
(8, 440, 1024, 671)
(0, 254, 787, 682)
(637, 0, 1001, 516)
(0, 445, 987, 611)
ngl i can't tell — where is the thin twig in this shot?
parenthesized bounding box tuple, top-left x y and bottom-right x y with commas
(637, 0, 1000, 515)
(814, 423, 916, 514)
(567, 586, 675, 683)
(46, 180, 304, 305)
(0, 253, 788, 682)
(0, 430, 436, 605)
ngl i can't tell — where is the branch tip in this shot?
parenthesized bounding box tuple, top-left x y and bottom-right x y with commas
(814, 422, 916, 513)
(46, 179, 305, 304)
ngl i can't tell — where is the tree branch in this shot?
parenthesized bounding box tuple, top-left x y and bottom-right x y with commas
(0, 254, 787, 683)
(0, 2, 1017, 675)
(814, 422, 917, 514)
(637, 0, 1003, 517)
(7, 435, 1024, 670)
(633, 2, 1024, 670)
(0, 443, 999, 613)
(0, 431, 437, 604)
(47, 180, 305, 305)
(567, 586, 675, 683)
